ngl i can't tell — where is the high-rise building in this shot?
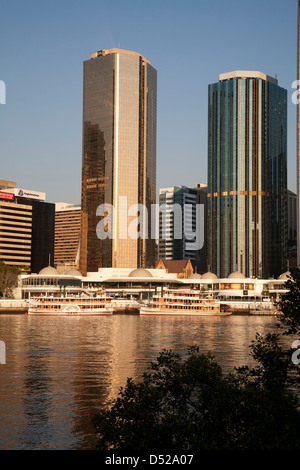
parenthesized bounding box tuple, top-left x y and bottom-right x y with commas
(207, 71, 288, 279)
(80, 48, 157, 275)
(54, 203, 81, 272)
(288, 189, 297, 267)
(158, 186, 197, 261)
(158, 184, 207, 271)
(0, 192, 32, 269)
(0, 181, 55, 273)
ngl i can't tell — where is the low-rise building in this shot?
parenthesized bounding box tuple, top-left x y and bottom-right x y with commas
(19, 265, 290, 313)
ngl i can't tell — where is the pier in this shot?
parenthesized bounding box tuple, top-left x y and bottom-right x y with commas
(0, 298, 277, 315)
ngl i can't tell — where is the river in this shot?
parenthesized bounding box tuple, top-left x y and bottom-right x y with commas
(0, 313, 279, 450)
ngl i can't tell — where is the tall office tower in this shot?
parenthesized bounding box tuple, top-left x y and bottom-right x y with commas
(54, 203, 81, 271)
(195, 183, 208, 273)
(207, 71, 288, 279)
(288, 190, 297, 267)
(158, 185, 206, 269)
(80, 48, 157, 275)
(297, 0, 300, 267)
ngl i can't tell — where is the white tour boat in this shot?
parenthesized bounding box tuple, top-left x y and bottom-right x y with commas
(27, 292, 114, 315)
(139, 289, 231, 316)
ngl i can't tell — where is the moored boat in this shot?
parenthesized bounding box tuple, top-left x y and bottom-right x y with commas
(139, 289, 231, 316)
(27, 292, 114, 315)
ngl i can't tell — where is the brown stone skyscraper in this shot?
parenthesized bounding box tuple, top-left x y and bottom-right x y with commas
(80, 49, 157, 275)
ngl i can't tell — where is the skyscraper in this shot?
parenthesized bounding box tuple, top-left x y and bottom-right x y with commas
(158, 186, 198, 261)
(288, 190, 297, 267)
(80, 49, 157, 275)
(207, 71, 287, 279)
(54, 203, 81, 271)
(158, 184, 207, 271)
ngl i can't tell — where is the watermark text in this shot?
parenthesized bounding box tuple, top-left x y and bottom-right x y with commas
(0, 340, 6, 364)
(292, 340, 300, 365)
(0, 80, 6, 104)
(96, 199, 205, 251)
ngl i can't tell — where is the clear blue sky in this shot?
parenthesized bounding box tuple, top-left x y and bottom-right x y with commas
(0, 0, 298, 204)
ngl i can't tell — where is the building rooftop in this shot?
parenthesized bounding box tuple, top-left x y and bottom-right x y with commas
(0, 180, 16, 189)
(202, 271, 218, 279)
(90, 48, 150, 64)
(219, 71, 278, 85)
(228, 271, 246, 279)
(156, 260, 191, 273)
(128, 268, 153, 278)
(38, 266, 58, 276)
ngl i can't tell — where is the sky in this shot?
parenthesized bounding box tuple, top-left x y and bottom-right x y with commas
(0, 0, 298, 204)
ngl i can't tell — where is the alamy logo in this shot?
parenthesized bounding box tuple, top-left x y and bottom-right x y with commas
(96, 198, 205, 250)
(292, 340, 300, 365)
(0, 341, 6, 364)
(0, 80, 6, 104)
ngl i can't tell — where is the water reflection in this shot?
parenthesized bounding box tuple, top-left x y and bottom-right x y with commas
(0, 314, 278, 449)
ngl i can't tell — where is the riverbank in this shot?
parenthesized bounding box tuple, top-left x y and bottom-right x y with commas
(0, 300, 28, 314)
(0, 307, 276, 315)
(233, 309, 276, 316)
(0, 296, 278, 316)
(0, 308, 28, 314)
(0, 299, 277, 315)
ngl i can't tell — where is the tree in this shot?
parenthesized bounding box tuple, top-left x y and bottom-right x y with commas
(92, 269, 300, 451)
(276, 267, 300, 336)
(93, 346, 300, 450)
(0, 262, 23, 298)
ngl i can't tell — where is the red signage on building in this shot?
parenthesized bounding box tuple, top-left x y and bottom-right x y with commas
(0, 191, 15, 201)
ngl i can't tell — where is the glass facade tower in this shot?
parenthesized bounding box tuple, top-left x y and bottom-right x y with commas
(158, 184, 207, 272)
(158, 186, 198, 261)
(207, 71, 287, 279)
(80, 49, 157, 274)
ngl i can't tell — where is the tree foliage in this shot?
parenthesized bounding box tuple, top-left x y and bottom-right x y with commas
(92, 269, 300, 451)
(276, 267, 300, 336)
(0, 262, 23, 298)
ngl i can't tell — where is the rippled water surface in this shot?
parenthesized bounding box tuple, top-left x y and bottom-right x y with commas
(0, 313, 279, 449)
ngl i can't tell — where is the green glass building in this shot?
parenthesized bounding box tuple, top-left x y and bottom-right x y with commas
(207, 71, 287, 279)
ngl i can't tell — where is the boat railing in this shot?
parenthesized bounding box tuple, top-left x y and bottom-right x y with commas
(150, 299, 218, 307)
(29, 295, 111, 305)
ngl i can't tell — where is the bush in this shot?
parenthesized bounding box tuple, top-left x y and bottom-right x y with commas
(92, 269, 300, 451)
(93, 345, 300, 451)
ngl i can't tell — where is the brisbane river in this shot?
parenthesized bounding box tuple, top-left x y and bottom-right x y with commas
(0, 313, 280, 450)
